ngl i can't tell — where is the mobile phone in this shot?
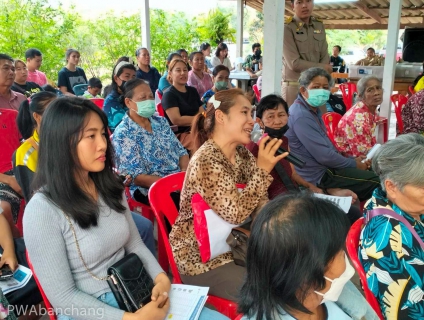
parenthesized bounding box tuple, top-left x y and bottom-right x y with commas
(0, 265, 13, 281)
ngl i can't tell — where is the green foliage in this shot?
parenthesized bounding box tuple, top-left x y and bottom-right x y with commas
(326, 29, 388, 54)
(197, 9, 236, 46)
(0, 0, 78, 81)
(150, 9, 199, 73)
(249, 12, 264, 44)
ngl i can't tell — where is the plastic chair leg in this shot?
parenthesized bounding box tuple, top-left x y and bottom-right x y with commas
(157, 233, 169, 272)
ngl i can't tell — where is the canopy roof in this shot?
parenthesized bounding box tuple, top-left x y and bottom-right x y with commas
(245, 0, 424, 29)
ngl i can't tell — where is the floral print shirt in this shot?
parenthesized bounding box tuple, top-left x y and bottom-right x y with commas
(359, 187, 424, 320)
(169, 139, 273, 276)
(0, 289, 17, 320)
(335, 101, 377, 157)
(402, 90, 424, 135)
(113, 114, 187, 196)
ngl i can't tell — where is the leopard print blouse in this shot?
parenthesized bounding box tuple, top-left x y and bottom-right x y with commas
(169, 139, 273, 276)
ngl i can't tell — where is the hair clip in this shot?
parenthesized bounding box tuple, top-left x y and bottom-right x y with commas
(202, 111, 207, 118)
(209, 95, 221, 109)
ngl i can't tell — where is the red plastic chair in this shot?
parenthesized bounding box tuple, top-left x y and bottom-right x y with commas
(148, 172, 239, 319)
(155, 89, 163, 101)
(390, 93, 408, 135)
(252, 84, 261, 102)
(90, 98, 104, 109)
(124, 187, 154, 224)
(339, 83, 357, 111)
(346, 218, 384, 320)
(156, 102, 165, 117)
(233, 315, 243, 320)
(322, 112, 342, 147)
(408, 85, 415, 96)
(26, 251, 57, 320)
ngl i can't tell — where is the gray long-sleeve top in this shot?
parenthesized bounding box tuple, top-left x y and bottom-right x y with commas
(23, 192, 164, 320)
(285, 94, 356, 185)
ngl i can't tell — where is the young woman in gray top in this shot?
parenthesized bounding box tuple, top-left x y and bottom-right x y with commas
(23, 97, 170, 320)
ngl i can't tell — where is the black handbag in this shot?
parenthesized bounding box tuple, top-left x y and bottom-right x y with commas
(226, 226, 250, 267)
(63, 214, 154, 313)
(107, 253, 154, 312)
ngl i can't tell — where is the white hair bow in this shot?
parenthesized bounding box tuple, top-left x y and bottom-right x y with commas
(209, 95, 221, 109)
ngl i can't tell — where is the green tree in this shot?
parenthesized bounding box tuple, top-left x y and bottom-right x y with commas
(197, 9, 236, 46)
(0, 0, 79, 81)
(248, 12, 264, 44)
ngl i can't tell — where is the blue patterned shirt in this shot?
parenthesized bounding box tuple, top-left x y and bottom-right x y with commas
(359, 187, 424, 320)
(113, 114, 188, 196)
(103, 89, 127, 132)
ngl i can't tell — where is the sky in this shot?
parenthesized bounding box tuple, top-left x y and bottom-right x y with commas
(49, 0, 224, 18)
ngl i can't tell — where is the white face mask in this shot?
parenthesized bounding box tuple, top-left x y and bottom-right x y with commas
(314, 253, 355, 304)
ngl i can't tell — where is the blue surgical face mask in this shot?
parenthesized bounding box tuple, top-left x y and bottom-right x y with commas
(131, 99, 156, 118)
(305, 89, 331, 108)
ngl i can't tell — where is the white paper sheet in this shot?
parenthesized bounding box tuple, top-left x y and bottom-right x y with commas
(166, 284, 209, 320)
(314, 193, 352, 213)
(0, 256, 33, 295)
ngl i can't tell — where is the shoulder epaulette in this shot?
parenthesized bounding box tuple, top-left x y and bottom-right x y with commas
(311, 16, 322, 22)
(285, 16, 293, 24)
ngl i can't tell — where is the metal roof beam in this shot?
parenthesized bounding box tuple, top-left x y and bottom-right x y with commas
(354, 0, 382, 23)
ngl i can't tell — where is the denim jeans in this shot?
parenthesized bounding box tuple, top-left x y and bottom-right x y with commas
(130, 211, 156, 255)
(57, 291, 229, 320)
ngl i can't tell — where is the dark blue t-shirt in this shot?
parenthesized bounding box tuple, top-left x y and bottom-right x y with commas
(57, 67, 87, 94)
(136, 66, 161, 94)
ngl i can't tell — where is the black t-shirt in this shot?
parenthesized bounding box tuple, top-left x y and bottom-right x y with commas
(57, 67, 87, 94)
(161, 85, 202, 133)
(11, 82, 42, 97)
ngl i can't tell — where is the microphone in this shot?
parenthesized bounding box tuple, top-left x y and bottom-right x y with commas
(250, 128, 306, 169)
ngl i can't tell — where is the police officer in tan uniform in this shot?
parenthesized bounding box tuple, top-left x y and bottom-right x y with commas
(282, 0, 332, 107)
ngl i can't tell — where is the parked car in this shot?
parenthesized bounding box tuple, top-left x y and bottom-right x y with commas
(379, 44, 403, 60)
(343, 48, 365, 65)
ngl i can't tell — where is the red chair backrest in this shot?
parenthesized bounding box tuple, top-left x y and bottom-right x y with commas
(26, 251, 57, 320)
(156, 102, 165, 117)
(156, 89, 163, 101)
(390, 93, 408, 134)
(0, 109, 20, 173)
(408, 85, 415, 96)
(252, 84, 260, 102)
(148, 172, 185, 283)
(322, 112, 342, 146)
(90, 98, 104, 109)
(346, 218, 384, 320)
(339, 83, 357, 111)
(149, 172, 239, 319)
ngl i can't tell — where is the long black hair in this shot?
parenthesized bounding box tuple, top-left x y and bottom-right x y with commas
(33, 97, 125, 229)
(238, 193, 350, 320)
(16, 91, 57, 139)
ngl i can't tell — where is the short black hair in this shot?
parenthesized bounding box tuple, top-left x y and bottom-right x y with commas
(333, 45, 342, 53)
(189, 51, 203, 61)
(88, 77, 102, 89)
(212, 65, 230, 77)
(111, 61, 136, 93)
(200, 42, 211, 51)
(33, 96, 126, 229)
(135, 47, 148, 57)
(123, 78, 150, 99)
(177, 49, 188, 55)
(256, 94, 288, 119)
(238, 193, 350, 320)
(367, 47, 375, 53)
(25, 48, 42, 59)
(252, 43, 261, 51)
(0, 53, 13, 63)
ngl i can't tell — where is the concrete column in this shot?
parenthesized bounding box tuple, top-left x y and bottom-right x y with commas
(262, 0, 285, 96)
(140, 0, 151, 52)
(380, 0, 402, 136)
(236, 0, 244, 58)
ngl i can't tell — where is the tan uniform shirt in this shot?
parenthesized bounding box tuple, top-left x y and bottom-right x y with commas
(355, 56, 384, 66)
(282, 16, 330, 82)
